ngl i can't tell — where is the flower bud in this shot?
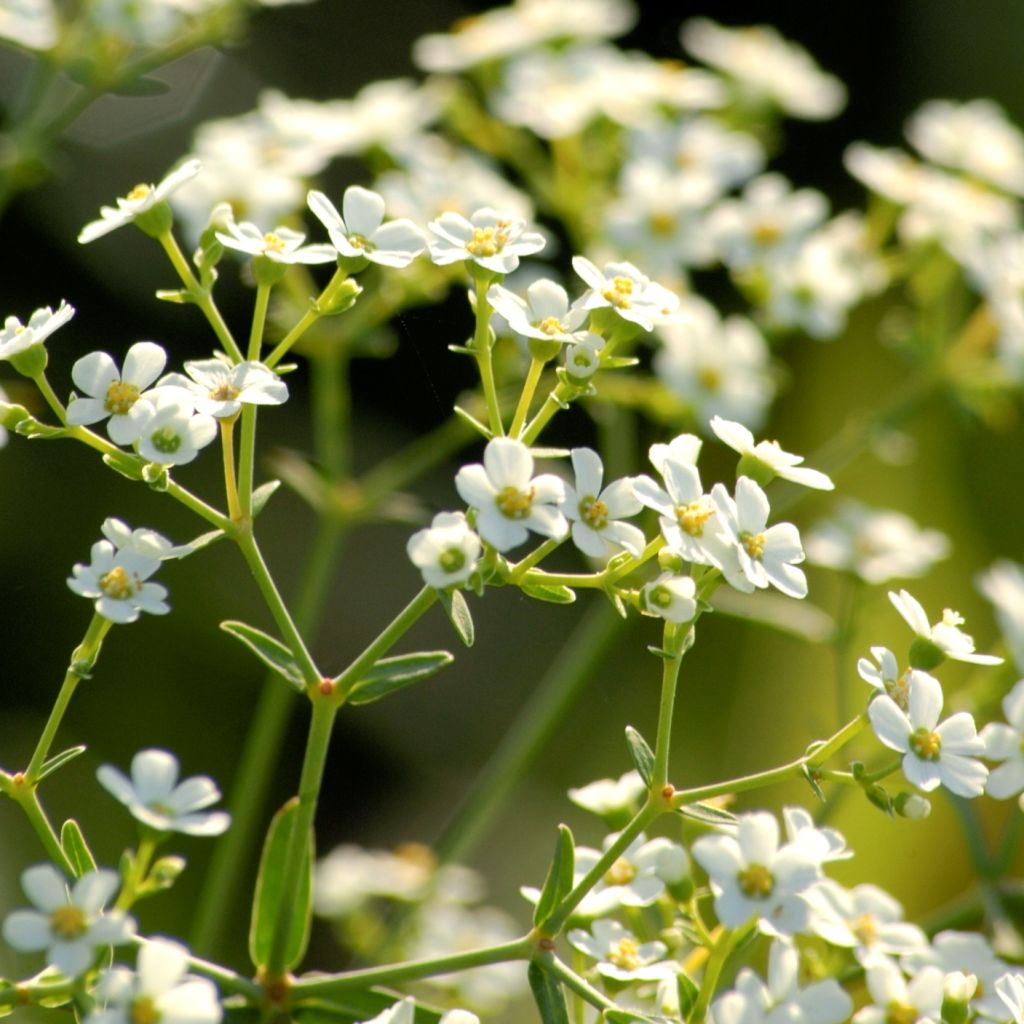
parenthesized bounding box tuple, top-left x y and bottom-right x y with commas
(895, 791, 932, 820)
(941, 970, 977, 1024)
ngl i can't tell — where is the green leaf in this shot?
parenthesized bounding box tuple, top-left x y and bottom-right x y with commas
(677, 802, 738, 828)
(60, 820, 97, 877)
(37, 745, 86, 783)
(221, 621, 305, 692)
(603, 1011, 671, 1024)
(18, 418, 75, 440)
(533, 824, 576, 927)
(452, 404, 492, 438)
(249, 797, 314, 971)
(438, 589, 474, 647)
(252, 480, 281, 516)
(176, 528, 226, 558)
(292, 995, 442, 1024)
(348, 651, 454, 705)
(677, 973, 699, 1021)
(800, 764, 824, 801)
(520, 583, 577, 604)
(625, 725, 655, 788)
(102, 450, 146, 480)
(528, 962, 570, 1024)
(112, 75, 171, 96)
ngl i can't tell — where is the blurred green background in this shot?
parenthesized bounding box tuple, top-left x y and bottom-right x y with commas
(2, 0, 1024, 1010)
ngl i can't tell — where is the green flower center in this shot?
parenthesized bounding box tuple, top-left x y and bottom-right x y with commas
(580, 497, 608, 530)
(910, 727, 942, 761)
(105, 380, 140, 415)
(601, 276, 634, 309)
(608, 937, 640, 970)
(439, 548, 466, 573)
(648, 585, 673, 609)
(132, 996, 161, 1024)
(738, 863, 774, 899)
(885, 1001, 918, 1024)
(495, 485, 534, 519)
(698, 366, 722, 392)
(740, 531, 765, 559)
(99, 566, 135, 600)
(50, 905, 87, 940)
(676, 501, 713, 536)
(150, 427, 182, 454)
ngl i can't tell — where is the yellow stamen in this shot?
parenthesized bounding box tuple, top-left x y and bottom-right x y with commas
(495, 485, 534, 519)
(604, 857, 636, 886)
(538, 316, 563, 336)
(580, 498, 608, 530)
(885, 1002, 918, 1024)
(752, 222, 782, 246)
(676, 500, 713, 536)
(50, 905, 87, 941)
(738, 863, 774, 898)
(741, 531, 765, 559)
(209, 383, 241, 402)
(608, 937, 640, 971)
(105, 380, 140, 415)
(601, 276, 635, 309)
(126, 183, 151, 202)
(852, 912, 877, 946)
(910, 728, 941, 761)
(99, 566, 135, 600)
(131, 996, 159, 1024)
(263, 232, 287, 253)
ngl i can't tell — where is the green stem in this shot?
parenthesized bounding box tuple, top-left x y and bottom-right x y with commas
(265, 697, 337, 977)
(472, 278, 503, 436)
(653, 623, 685, 787)
(13, 789, 75, 877)
(334, 587, 438, 697)
(510, 356, 546, 438)
(313, 349, 350, 479)
(164, 480, 233, 533)
(540, 954, 619, 1014)
(691, 926, 746, 1023)
(220, 418, 241, 522)
(30, 369, 67, 422)
(264, 267, 349, 369)
(508, 536, 566, 581)
(291, 936, 532, 996)
(521, 387, 568, 446)
(158, 232, 243, 363)
(671, 712, 869, 808)
(235, 531, 322, 688)
(518, 569, 606, 589)
(115, 833, 159, 911)
(249, 282, 271, 361)
(435, 602, 627, 863)
(237, 405, 257, 519)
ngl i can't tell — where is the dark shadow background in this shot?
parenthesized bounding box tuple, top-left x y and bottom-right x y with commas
(2, 0, 1024, 1011)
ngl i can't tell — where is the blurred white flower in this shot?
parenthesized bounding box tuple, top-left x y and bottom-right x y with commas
(407, 512, 481, 589)
(0, 301, 74, 361)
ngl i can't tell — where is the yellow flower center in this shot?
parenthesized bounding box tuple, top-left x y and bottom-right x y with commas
(466, 222, 510, 257)
(131, 996, 160, 1024)
(648, 212, 676, 237)
(50, 905, 87, 940)
(741, 531, 765, 559)
(752, 221, 782, 246)
(852, 911, 877, 946)
(885, 671, 912, 712)
(126, 183, 151, 202)
(263, 232, 287, 253)
(348, 233, 374, 252)
(910, 728, 941, 761)
(209, 383, 241, 402)
(942, 608, 964, 627)
(601, 276, 634, 309)
(580, 497, 608, 530)
(604, 857, 636, 886)
(495, 485, 534, 519)
(99, 565, 136, 600)
(698, 366, 722, 392)
(608, 937, 641, 971)
(885, 1002, 918, 1024)
(738, 863, 774, 899)
(676, 500, 713, 536)
(105, 380, 140, 415)
(538, 316, 563, 336)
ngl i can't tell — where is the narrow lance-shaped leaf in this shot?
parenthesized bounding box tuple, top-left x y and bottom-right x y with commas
(533, 824, 575, 927)
(625, 725, 655, 788)
(37, 745, 87, 783)
(347, 651, 454, 705)
(520, 582, 577, 604)
(249, 797, 314, 972)
(60, 820, 97, 877)
(221, 620, 305, 692)
(438, 589, 474, 647)
(528, 962, 570, 1024)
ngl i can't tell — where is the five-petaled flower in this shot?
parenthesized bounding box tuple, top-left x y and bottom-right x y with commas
(157, 358, 287, 419)
(406, 511, 482, 589)
(560, 447, 645, 560)
(0, 301, 75, 361)
(428, 207, 545, 275)
(67, 537, 170, 624)
(216, 220, 336, 264)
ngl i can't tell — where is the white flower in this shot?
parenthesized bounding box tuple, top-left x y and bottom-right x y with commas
(563, 331, 605, 380)
(853, 960, 944, 1024)
(487, 279, 588, 342)
(560, 447, 644, 559)
(85, 938, 222, 1024)
(0, 383, 10, 448)
(307, 187, 426, 268)
(997, 973, 1024, 1024)
(407, 511, 481, 589)
(157, 359, 287, 419)
(96, 749, 229, 836)
(428, 208, 545, 275)
(215, 221, 336, 264)
(66, 342, 166, 444)
(868, 673, 988, 798)
(906, 99, 1024, 197)
(713, 941, 852, 1024)
(977, 560, 1024, 672)
(980, 678, 1024, 801)
(889, 589, 1003, 667)
(691, 811, 819, 936)
(642, 573, 697, 624)
(568, 919, 669, 983)
(903, 931, 1011, 1020)
(857, 646, 938, 714)
(0, 0, 58, 50)
(806, 879, 928, 966)
(356, 997, 414, 1024)
(78, 161, 201, 243)
(680, 18, 846, 121)
(805, 501, 949, 584)
(781, 806, 851, 865)
(136, 393, 217, 466)
(710, 416, 833, 490)
(100, 518, 182, 562)
(572, 256, 679, 331)
(712, 477, 808, 599)
(568, 771, 646, 819)
(0, 301, 74, 361)
(67, 540, 169, 624)
(454, 438, 567, 552)
(653, 296, 775, 432)
(2, 864, 135, 978)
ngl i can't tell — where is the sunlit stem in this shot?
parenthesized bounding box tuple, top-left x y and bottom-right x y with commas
(158, 231, 243, 363)
(30, 371, 66, 423)
(249, 282, 271, 361)
(12, 787, 75, 877)
(540, 953, 619, 1014)
(653, 621, 685, 787)
(691, 925, 750, 1023)
(237, 405, 257, 519)
(264, 267, 349, 369)
(115, 832, 159, 911)
(472, 277, 503, 436)
(510, 355, 547, 438)
(508, 536, 566, 581)
(220, 417, 241, 521)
